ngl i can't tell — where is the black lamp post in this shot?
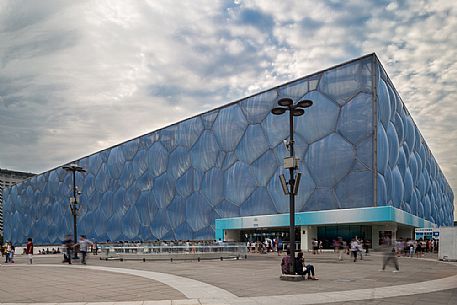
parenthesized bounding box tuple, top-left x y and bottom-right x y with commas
(271, 97, 313, 274)
(63, 163, 86, 258)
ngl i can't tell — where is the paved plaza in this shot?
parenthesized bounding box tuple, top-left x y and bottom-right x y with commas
(1, 251, 457, 305)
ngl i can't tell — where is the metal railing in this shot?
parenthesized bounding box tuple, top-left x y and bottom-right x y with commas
(99, 242, 248, 260)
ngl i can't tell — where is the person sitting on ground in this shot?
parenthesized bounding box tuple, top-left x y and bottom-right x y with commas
(281, 249, 292, 274)
(295, 251, 318, 280)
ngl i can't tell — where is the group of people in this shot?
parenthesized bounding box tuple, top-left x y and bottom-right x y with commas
(393, 238, 438, 257)
(281, 250, 319, 280)
(247, 238, 284, 255)
(2, 235, 97, 265)
(1, 241, 16, 263)
(37, 248, 61, 255)
(330, 237, 371, 262)
(63, 235, 94, 264)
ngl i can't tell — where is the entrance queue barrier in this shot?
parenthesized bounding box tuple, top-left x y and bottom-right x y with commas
(98, 242, 248, 261)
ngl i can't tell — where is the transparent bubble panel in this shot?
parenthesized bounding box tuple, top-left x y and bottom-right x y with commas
(4, 54, 453, 244)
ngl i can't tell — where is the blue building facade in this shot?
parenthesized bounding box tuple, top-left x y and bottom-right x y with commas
(3, 54, 454, 244)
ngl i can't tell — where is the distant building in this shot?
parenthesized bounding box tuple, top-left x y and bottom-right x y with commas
(0, 169, 35, 235)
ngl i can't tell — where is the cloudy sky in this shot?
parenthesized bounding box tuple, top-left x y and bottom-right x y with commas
(0, 0, 456, 213)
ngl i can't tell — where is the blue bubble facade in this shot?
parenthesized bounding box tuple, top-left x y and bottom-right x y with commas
(375, 66, 454, 226)
(3, 54, 454, 244)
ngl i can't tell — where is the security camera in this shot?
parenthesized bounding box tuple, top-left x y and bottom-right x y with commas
(283, 139, 290, 151)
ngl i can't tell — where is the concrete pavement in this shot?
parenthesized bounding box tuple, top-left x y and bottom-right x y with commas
(1, 251, 457, 304)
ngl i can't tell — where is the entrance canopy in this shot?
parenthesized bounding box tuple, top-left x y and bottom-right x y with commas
(215, 206, 435, 240)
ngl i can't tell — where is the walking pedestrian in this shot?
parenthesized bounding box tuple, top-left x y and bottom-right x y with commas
(26, 238, 33, 264)
(78, 235, 93, 265)
(350, 238, 359, 262)
(5, 242, 12, 263)
(63, 235, 74, 264)
(9, 245, 15, 263)
(416, 240, 422, 258)
(335, 237, 344, 261)
(380, 245, 399, 272)
(277, 238, 283, 256)
(312, 238, 319, 255)
(357, 239, 364, 261)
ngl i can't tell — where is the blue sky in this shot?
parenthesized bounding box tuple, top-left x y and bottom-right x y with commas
(0, 0, 456, 215)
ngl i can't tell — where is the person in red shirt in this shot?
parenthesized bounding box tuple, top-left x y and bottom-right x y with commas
(26, 238, 33, 264)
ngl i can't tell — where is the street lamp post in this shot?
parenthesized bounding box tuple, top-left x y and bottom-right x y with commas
(272, 97, 313, 274)
(63, 163, 86, 259)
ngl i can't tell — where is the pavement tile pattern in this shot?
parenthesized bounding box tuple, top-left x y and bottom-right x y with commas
(1, 252, 457, 305)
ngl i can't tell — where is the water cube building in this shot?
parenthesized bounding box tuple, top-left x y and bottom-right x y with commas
(3, 54, 454, 249)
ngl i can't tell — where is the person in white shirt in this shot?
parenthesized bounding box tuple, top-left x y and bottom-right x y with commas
(78, 235, 93, 265)
(350, 238, 359, 262)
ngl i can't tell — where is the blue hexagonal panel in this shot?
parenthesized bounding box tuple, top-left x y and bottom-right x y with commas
(147, 142, 168, 177)
(296, 91, 340, 144)
(185, 192, 213, 232)
(201, 168, 224, 206)
(153, 173, 175, 209)
(240, 90, 277, 124)
(240, 188, 277, 217)
(214, 200, 240, 219)
(191, 130, 219, 171)
(122, 138, 140, 161)
(177, 116, 204, 148)
(166, 196, 187, 229)
(335, 170, 374, 209)
(168, 146, 191, 179)
(318, 56, 372, 105)
(235, 124, 269, 164)
(250, 150, 278, 186)
(305, 188, 340, 211)
(224, 161, 257, 206)
(261, 110, 289, 148)
(337, 92, 372, 144)
(212, 104, 248, 151)
(107, 146, 125, 180)
(305, 133, 355, 187)
(176, 168, 202, 198)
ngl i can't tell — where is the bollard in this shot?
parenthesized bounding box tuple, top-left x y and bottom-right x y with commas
(120, 258, 124, 262)
(245, 254, 247, 259)
(171, 257, 173, 262)
(236, 255, 239, 260)
(198, 257, 200, 262)
(220, 257, 223, 261)
(143, 258, 146, 262)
